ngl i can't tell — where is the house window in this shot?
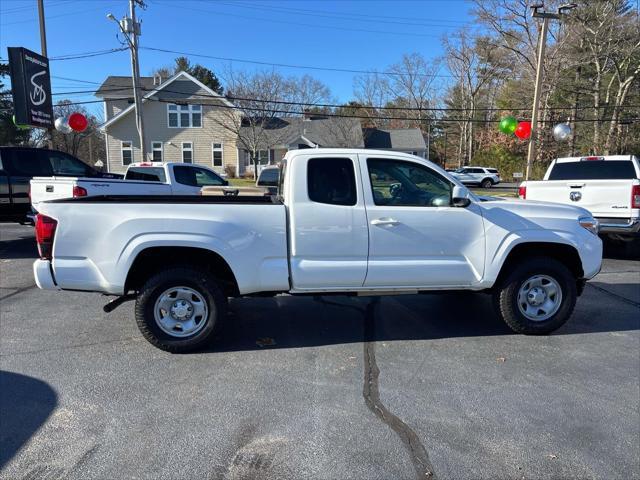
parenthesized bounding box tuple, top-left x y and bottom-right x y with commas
(151, 141, 163, 162)
(121, 141, 133, 165)
(182, 142, 193, 163)
(167, 103, 202, 128)
(212, 142, 223, 167)
(258, 150, 269, 164)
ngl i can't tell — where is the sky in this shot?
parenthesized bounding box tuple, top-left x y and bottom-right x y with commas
(0, 0, 474, 121)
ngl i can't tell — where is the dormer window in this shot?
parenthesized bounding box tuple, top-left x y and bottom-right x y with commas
(167, 104, 202, 128)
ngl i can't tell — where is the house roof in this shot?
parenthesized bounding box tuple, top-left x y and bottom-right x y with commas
(239, 116, 364, 149)
(95, 76, 158, 99)
(99, 70, 234, 130)
(363, 128, 427, 150)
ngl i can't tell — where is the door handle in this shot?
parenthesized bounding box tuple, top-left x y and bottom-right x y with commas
(371, 217, 400, 226)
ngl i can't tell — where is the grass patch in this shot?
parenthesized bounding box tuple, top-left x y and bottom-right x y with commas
(228, 178, 256, 187)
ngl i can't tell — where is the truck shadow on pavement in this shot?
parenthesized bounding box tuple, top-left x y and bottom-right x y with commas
(0, 232, 38, 260)
(203, 289, 639, 353)
(0, 371, 58, 470)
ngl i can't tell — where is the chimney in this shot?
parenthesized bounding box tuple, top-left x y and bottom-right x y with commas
(153, 74, 162, 86)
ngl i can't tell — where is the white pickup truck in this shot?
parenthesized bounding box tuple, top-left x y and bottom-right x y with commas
(519, 155, 640, 244)
(33, 149, 602, 352)
(30, 162, 229, 208)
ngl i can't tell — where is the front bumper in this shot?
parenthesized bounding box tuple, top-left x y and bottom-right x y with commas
(596, 217, 640, 235)
(33, 259, 58, 290)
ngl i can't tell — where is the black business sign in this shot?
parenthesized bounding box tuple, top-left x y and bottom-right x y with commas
(7, 47, 53, 129)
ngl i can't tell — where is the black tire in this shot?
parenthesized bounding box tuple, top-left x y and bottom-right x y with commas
(134, 266, 226, 352)
(480, 178, 493, 188)
(494, 257, 577, 335)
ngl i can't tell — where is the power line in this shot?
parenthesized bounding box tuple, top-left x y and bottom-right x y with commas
(213, 0, 469, 28)
(151, 0, 444, 38)
(141, 46, 456, 78)
(50, 47, 129, 61)
(24, 80, 640, 113)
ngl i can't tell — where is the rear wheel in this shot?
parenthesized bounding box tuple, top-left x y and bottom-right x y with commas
(494, 257, 577, 335)
(134, 266, 226, 352)
(480, 178, 493, 188)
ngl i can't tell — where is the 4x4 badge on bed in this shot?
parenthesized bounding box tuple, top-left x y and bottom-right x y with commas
(570, 191, 582, 202)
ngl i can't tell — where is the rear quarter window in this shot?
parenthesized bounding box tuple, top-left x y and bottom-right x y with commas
(548, 161, 638, 180)
(307, 158, 357, 206)
(126, 167, 166, 182)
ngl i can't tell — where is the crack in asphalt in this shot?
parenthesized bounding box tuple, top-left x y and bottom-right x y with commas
(0, 284, 36, 302)
(587, 283, 640, 308)
(362, 298, 436, 479)
(314, 296, 436, 479)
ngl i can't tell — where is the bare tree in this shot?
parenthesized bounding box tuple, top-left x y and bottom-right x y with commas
(444, 30, 507, 164)
(213, 70, 296, 179)
(43, 101, 105, 165)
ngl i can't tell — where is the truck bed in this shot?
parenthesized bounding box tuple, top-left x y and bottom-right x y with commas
(35, 197, 289, 296)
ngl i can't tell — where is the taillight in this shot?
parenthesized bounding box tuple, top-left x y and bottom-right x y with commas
(35, 214, 57, 260)
(581, 156, 604, 161)
(632, 185, 640, 209)
(518, 184, 527, 199)
(73, 185, 87, 197)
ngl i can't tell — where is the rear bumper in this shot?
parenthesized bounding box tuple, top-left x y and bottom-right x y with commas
(33, 259, 58, 290)
(596, 217, 640, 234)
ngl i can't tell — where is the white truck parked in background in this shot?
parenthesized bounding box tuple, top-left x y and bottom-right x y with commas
(30, 162, 229, 208)
(33, 149, 602, 352)
(519, 155, 640, 251)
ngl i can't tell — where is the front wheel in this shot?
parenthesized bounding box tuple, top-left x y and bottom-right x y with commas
(134, 267, 226, 352)
(480, 178, 493, 188)
(494, 257, 577, 335)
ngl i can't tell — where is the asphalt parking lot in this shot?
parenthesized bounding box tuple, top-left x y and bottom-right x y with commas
(1, 223, 639, 480)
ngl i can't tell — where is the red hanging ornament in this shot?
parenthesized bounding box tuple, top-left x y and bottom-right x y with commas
(514, 121, 531, 140)
(68, 112, 88, 132)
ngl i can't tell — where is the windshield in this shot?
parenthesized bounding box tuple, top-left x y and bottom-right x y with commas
(454, 168, 466, 173)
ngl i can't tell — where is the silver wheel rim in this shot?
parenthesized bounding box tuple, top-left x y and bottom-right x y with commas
(153, 286, 209, 338)
(517, 274, 562, 322)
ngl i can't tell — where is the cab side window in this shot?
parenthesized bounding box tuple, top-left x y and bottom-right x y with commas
(47, 152, 93, 176)
(193, 168, 224, 186)
(173, 165, 198, 186)
(367, 158, 452, 207)
(307, 158, 357, 206)
(3, 150, 53, 176)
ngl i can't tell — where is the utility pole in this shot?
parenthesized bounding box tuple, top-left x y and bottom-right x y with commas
(37, 0, 53, 148)
(107, 0, 146, 161)
(525, 3, 577, 180)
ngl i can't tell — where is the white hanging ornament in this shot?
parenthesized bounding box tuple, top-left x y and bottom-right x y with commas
(55, 116, 72, 133)
(552, 123, 572, 142)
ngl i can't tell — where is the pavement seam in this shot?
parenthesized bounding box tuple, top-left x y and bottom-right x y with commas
(586, 283, 640, 308)
(0, 284, 36, 302)
(315, 297, 436, 479)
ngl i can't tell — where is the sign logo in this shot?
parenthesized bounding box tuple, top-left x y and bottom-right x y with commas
(7, 47, 53, 128)
(29, 70, 47, 105)
(569, 191, 582, 202)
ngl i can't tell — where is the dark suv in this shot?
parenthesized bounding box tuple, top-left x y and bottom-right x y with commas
(0, 146, 121, 222)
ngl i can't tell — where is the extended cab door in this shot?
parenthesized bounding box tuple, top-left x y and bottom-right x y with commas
(360, 155, 485, 288)
(288, 154, 369, 290)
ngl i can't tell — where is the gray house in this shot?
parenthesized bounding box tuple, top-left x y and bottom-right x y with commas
(363, 128, 428, 158)
(237, 115, 364, 176)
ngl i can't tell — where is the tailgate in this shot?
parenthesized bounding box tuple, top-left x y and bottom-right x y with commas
(527, 179, 636, 217)
(30, 177, 76, 206)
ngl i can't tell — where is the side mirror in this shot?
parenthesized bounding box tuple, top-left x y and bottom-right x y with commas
(452, 185, 471, 207)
